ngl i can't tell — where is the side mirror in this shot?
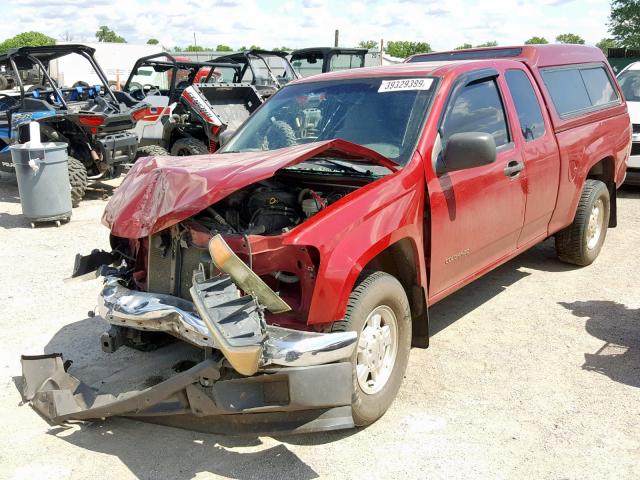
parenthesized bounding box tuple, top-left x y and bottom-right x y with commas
(218, 129, 235, 147)
(436, 132, 497, 175)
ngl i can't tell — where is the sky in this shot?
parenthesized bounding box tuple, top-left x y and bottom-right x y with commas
(1, 0, 614, 51)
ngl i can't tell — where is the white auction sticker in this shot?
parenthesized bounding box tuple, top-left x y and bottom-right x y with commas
(378, 78, 433, 93)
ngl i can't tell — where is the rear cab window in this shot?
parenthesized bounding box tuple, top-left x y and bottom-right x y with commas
(541, 63, 620, 118)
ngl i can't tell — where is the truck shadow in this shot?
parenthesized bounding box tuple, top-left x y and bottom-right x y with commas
(46, 420, 323, 480)
(559, 300, 640, 389)
(429, 239, 579, 336)
(21, 315, 351, 479)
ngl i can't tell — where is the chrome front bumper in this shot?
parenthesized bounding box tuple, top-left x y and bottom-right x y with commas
(98, 277, 357, 372)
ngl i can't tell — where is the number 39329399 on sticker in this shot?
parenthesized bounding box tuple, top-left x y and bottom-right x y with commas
(378, 78, 433, 92)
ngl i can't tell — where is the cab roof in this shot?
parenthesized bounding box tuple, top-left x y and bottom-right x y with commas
(291, 44, 609, 85)
(406, 44, 607, 68)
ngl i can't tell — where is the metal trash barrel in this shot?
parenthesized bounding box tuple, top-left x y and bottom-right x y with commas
(10, 142, 72, 227)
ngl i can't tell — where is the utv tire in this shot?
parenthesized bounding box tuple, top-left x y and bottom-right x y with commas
(262, 120, 297, 149)
(555, 179, 610, 266)
(67, 156, 88, 208)
(331, 271, 411, 426)
(0, 76, 7, 90)
(135, 144, 169, 161)
(170, 138, 209, 156)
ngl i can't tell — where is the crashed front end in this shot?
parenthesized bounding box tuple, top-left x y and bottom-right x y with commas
(20, 140, 393, 433)
(21, 235, 357, 434)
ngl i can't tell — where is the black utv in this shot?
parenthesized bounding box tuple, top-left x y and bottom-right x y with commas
(0, 44, 160, 205)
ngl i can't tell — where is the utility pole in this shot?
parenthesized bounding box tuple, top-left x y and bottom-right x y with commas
(334, 29, 339, 47)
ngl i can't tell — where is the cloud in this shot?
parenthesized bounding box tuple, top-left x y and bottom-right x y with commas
(0, 0, 612, 51)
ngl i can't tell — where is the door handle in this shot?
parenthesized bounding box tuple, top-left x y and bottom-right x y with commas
(504, 160, 524, 177)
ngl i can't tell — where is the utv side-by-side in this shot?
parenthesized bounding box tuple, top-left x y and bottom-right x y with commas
(124, 50, 296, 156)
(0, 45, 158, 205)
(290, 47, 368, 77)
(123, 52, 228, 154)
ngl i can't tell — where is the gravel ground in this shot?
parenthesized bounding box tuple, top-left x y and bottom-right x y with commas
(1, 172, 639, 480)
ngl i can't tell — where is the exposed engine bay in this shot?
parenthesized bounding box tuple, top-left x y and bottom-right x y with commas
(193, 175, 352, 236)
(137, 170, 371, 330)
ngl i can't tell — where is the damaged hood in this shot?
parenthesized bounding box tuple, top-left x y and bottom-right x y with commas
(103, 139, 398, 239)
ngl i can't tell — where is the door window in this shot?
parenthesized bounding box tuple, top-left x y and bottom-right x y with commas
(442, 78, 510, 147)
(505, 69, 545, 141)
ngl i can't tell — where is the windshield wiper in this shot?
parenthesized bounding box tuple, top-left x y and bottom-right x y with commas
(313, 158, 372, 175)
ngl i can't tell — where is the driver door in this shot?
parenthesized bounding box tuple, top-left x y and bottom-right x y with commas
(427, 71, 527, 300)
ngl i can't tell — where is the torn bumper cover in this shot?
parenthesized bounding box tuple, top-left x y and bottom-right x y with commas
(20, 354, 355, 434)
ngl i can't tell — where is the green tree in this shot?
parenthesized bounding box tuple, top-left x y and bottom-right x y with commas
(147, 38, 159, 45)
(555, 33, 585, 44)
(239, 46, 247, 51)
(609, 0, 640, 48)
(358, 40, 378, 49)
(386, 41, 432, 58)
(216, 44, 233, 52)
(273, 46, 291, 52)
(476, 41, 498, 47)
(524, 36, 549, 44)
(95, 26, 126, 43)
(596, 38, 618, 54)
(0, 31, 55, 54)
(454, 43, 473, 50)
(249, 45, 261, 50)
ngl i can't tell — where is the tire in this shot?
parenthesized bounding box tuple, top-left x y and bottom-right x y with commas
(67, 156, 88, 208)
(134, 144, 169, 161)
(331, 271, 411, 426)
(0, 76, 7, 90)
(262, 120, 297, 149)
(555, 179, 610, 266)
(170, 138, 209, 156)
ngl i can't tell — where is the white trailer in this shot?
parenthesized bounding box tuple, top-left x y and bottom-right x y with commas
(49, 42, 161, 88)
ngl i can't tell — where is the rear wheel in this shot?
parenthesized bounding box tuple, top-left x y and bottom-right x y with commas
(331, 271, 411, 426)
(134, 144, 169, 161)
(555, 179, 610, 266)
(67, 156, 88, 207)
(0, 76, 8, 90)
(170, 138, 208, 156)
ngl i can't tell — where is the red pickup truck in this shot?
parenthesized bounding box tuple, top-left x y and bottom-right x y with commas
(21, 45, 630, 434)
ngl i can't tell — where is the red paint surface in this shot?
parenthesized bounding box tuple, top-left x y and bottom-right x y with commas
(106, 45, 630, 327)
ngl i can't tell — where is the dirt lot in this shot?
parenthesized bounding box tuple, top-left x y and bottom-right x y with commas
(1, 171, 639, 480)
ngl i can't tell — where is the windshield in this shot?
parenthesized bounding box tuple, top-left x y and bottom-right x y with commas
(128, 65, 193, 93)
(618, 69, 640, 102)
(221, 77, 435, 166)
(246, 54, 297, 86)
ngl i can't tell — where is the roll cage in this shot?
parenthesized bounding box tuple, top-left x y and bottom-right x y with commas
(211, 49, 298, 92)
(0, 44, 118, 109)
(124, 52, 242, 101)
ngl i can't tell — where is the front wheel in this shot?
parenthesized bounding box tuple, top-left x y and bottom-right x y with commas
(331, 271, 411, 426)
(555, 179, 610, 266)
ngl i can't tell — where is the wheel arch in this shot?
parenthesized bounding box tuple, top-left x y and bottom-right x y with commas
(361, 237, 429, 348)
(586, 156, 616, 227)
